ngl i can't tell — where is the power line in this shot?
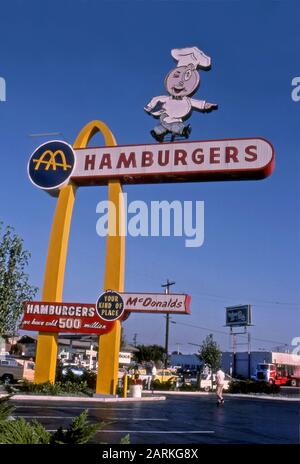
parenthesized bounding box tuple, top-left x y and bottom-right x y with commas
(171, 320, 289, 346)
(126, 270, 299, 308)
(191, 290, 299, 307)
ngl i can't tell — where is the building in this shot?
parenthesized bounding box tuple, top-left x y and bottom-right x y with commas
(221, 351, 300, 378)
(169, 353, 202, 370)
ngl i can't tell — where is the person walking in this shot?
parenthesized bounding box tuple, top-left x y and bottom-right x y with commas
(215, 368, 225, 405)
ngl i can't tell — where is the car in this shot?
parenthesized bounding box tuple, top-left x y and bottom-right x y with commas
(199, 373, 233, 392)
(0, 357, 35, 384)
(61, 364, 86, 377)
(153, 369, 178, 384)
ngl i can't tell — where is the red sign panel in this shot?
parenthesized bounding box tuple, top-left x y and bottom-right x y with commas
(21, 301, 115, 335)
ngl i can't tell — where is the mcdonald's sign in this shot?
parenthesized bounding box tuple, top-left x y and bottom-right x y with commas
(28, 140, 75, 192)
(28, 137, 274, 195)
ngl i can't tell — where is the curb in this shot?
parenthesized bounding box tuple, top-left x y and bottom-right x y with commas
(227, 393, 300, 402)
(146, 391, 300, 401)
(0, 393, 166, 403)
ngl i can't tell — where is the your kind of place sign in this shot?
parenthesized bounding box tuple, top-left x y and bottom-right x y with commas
(28, 138, 274, 193)
(21, 292, 191, 334)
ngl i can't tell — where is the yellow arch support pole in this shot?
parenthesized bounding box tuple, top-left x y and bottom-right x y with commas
(34, 183, 76, 383)
(73, 120, 124, 395)
(96, 179, 125, 395)
(70, 120, 124, 395)
(34, 119, 123, 386)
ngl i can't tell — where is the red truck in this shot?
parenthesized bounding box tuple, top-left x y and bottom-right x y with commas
(254, 363, 300, 386)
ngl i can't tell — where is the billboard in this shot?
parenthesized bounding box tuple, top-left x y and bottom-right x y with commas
(226, 305, 252, 327)
(21, 292, 191, 335)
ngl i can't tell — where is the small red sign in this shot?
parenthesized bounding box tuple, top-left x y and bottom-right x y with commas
(21, 301, 115, 335)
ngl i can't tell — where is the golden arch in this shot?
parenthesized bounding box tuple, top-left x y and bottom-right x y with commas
(34, 120, 125, 395)
(33, 150, 71, 171)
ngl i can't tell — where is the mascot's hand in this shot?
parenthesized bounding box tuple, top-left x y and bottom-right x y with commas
(205, 102, 218, 111)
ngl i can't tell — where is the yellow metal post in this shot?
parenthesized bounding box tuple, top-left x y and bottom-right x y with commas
(34, 184, 76, 383)
(123, 373, 128, 398)
(96, 179, 125, 395)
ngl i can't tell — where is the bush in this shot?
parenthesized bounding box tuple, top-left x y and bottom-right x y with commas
(50, 410, 100, 444)
(228, 380, 280, 394)
(0, 418, 51, 444)
(19, 380, 93, 396)
(0, 395, 15, 421)
(179, 383, 198, 392)
(0, 410, 101, 444)
(0, 396, 128, 444)
(56, 366, 97, 389)
(116, 386, 124, 397)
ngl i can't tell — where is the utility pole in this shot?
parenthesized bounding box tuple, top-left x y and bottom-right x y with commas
(161, 279, 175, 368)
(133, 333, 138, 347)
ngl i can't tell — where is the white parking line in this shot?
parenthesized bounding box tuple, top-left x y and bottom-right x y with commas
(46, 429, 215, 434)
(96, 430, 215, 434)
(15, 415, 168, 421)
(14, 406, 136, 411)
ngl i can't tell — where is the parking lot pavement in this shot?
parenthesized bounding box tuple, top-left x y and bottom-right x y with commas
(11, 394, 300, 444)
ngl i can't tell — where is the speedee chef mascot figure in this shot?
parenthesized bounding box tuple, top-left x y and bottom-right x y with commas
(144, 46, 218, 142)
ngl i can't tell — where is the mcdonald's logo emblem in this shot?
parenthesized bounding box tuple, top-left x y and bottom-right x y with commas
(28, 140, 75, 193)
(33, 150, 72, 171)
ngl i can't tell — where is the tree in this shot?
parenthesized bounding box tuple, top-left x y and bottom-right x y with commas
(9, 342, 23, 356)
(198, 334, 222, 390)
(120, 325, 126, 350)
(0, 223, 38, 337)
(134, 344, 165, 364)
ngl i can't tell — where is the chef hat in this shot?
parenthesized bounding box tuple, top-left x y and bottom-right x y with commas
(171, 47, 211, 69)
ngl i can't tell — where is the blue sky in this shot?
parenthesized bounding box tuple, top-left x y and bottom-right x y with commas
(0, 0, 299, 353)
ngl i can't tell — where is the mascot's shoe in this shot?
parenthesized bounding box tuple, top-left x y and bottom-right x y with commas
(182, 124, 192, 139)
(151, 130, 164, 143)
